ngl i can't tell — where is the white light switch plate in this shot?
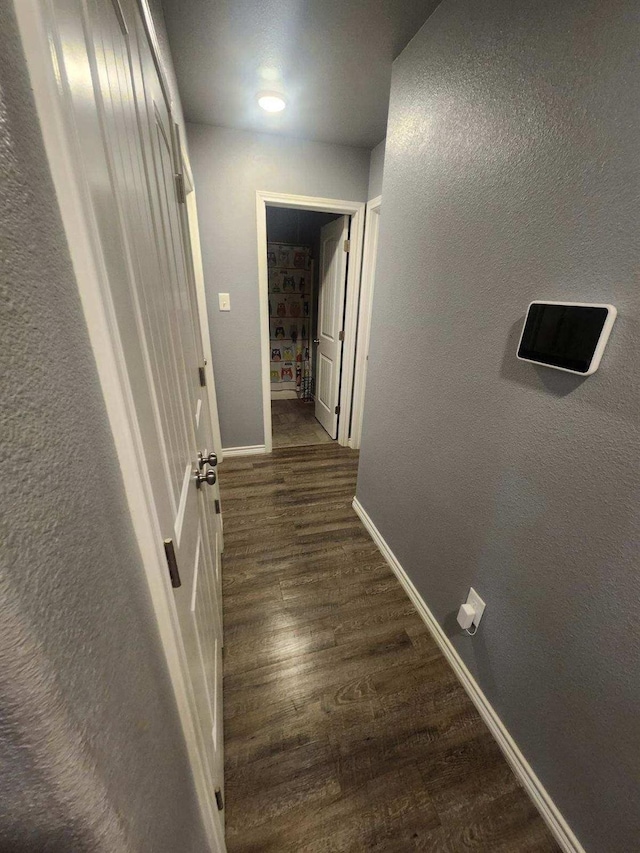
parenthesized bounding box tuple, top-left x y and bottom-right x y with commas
(218, 292, 231, 311)
(466, 587, 486, 627)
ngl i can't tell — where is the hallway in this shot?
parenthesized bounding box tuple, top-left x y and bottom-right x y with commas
(271, 399, 335, 449)
(219, 445, 559, 852)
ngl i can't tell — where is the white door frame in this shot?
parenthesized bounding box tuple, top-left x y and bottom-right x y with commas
(182, 152, 224, 463)
(15, 2, 225, 851)
(350, 195, 382, 450)
(256, 191, 366, 451)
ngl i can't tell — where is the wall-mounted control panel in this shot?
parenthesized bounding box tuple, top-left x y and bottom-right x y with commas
(517, 301, 616, 375)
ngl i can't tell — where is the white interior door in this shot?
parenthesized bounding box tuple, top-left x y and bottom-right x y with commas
(136, 38, 224, 802)
(315, 216, 349, 438)
(45, 0, 224, 830)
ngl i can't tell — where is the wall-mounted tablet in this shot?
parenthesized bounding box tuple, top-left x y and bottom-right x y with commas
(517, 301, 616, 375)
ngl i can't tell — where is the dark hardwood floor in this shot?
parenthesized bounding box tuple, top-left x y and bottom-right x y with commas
(271, 398, 334, 448)
(219, 444, 560, 853)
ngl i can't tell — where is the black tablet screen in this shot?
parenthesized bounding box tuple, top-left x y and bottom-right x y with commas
(518, 304, 608, 373)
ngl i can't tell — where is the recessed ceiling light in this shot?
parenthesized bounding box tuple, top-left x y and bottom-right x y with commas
(257, 92, 286, 113)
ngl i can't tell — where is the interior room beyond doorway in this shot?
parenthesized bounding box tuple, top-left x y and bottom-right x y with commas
(267, 206, 342, 449)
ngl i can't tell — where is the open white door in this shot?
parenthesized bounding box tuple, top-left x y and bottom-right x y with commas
(315, 216, 349, 438)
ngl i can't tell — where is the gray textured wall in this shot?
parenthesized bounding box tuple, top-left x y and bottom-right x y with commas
(356, 1, 640, 851)
(186, 123, 370, 448)
(367, 138, 386, 199)
(0, 4, 209, 850)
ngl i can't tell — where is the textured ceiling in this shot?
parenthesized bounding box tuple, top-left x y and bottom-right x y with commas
(161, 0, 441, 149)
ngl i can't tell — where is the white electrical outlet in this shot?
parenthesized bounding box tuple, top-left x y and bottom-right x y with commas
(457, 587, 486, 631)
(466, 587, 486, 628)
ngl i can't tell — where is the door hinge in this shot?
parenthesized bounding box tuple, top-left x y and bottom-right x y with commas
(163, 538, 181, 588)
(343, 239, 350, 252)
(174, 172, 186, 204)
(338, 330, 345, 342)
(198, 365, 206, 387)
(215, 787, 224, 811)
(335, 405, 341, 415)
(214, 499, 221, 514)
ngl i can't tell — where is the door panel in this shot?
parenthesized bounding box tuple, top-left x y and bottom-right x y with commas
(50, 0, 224, 827)
(191, 523, 220, 748)
(317, 352, 333, 411)
(315, 216, 349, 438)
(130, 2, 224, 803)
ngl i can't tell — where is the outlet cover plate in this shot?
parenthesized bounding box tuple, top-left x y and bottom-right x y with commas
(466, 587, 486, 627)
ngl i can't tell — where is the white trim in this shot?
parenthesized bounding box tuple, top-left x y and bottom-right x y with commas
(178, 147, 224, 553)
(173, 463, 192, 545)
(190, 530, 202, 614)
(350, 195, 381, 449)
(221, 445, 267, 458)
(256, 193, 274, 453)
(340, 204, 366, 447)
(15, 4, 224, 851)
(256, 191, 366, 452)
(181, 151, 224, 462)
(352, 496, 587, 853)
(135, 0, 171, 110)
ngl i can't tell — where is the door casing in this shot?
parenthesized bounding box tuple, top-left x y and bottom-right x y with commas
(256, 191, 366, 452)
(350, 194, 382, 450)
(181, 154, 224, 467)
(15, 2, 226, 850)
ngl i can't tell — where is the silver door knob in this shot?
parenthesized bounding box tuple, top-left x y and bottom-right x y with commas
(313, 338, 320, 344)
(194, 468, 216, 488)
(197, 450, 218, 469)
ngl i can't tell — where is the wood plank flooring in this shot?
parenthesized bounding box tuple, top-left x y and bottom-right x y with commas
(219, 444, 560, 853)
(271, 398, 334, 448)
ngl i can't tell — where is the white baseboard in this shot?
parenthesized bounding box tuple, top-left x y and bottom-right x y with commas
(221, 444, 267, 458)
(352, 496, 586, 853)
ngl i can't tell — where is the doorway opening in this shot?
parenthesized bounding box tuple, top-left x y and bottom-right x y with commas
(267, 207, 344, 448)
(257, 192, 366, 453)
